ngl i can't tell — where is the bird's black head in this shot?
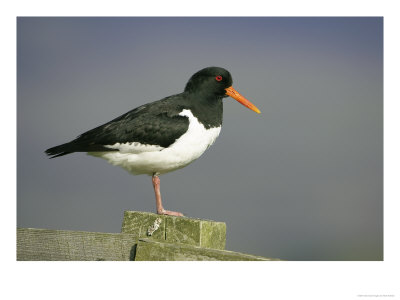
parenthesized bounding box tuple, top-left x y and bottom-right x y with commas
(184, 67, 233, 98)
(184, 66, 261, 114)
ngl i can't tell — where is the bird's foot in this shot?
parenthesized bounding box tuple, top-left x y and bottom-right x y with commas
(157, 209, 184, 217)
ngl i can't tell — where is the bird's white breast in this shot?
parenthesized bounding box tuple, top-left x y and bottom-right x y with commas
(90, 109, 221, 175)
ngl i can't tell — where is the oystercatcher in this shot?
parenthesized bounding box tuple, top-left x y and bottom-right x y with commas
(45, 67, 260, 216)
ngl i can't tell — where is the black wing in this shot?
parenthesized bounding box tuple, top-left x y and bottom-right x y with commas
(45, 97, 189, 158)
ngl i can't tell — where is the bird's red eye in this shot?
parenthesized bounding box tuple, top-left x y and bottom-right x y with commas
(215, 75, 223, 82)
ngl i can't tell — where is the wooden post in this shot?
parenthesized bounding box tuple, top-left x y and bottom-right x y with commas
(121, 211, 227, 250)
(17, 211, 279, 261)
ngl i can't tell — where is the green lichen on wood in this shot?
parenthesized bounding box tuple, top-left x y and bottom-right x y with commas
(165, 216, 201, 246)
(18, 211, 278, 261)
(121, 211, 166, 240)
(165, 216, 226, 249)
(200, 220, 226, 250)
(121, 211, 226, 249)
(135, 239, 276, 261)
(17, 228, 138, 261)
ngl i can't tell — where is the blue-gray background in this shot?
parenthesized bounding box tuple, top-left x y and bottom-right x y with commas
(17, 17, 383, 260)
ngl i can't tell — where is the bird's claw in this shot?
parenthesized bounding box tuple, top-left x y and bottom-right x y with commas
(157, 209, 184, 217)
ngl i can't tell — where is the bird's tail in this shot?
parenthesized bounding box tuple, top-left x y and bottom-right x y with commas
(45, 142, 74, 158)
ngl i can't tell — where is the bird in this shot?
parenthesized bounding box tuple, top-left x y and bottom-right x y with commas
(45, 66, 260, 217)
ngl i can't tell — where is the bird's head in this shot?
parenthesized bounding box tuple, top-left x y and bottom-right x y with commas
(184, 66, 260, 114)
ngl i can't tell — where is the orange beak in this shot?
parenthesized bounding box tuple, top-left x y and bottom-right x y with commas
(225, 86, 261, 114)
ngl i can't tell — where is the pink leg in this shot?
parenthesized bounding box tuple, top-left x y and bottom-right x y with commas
(152, 175, 183, 217)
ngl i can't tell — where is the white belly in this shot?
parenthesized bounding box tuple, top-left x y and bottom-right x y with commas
(89, 109, 221, 175)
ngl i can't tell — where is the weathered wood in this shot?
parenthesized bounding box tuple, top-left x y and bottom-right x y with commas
(17, 228, 138, 261)
(121, 211, 226, 249)
(17, 211, 278, 261)
(135, 239, 278, 261)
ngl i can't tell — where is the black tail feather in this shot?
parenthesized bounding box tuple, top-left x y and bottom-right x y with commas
(45, 143, 74, 159)
(45, 141, 116, 158)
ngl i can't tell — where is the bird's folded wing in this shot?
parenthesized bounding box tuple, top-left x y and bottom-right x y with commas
(75, 111, 189, 150)
(45, 104, 189, 157)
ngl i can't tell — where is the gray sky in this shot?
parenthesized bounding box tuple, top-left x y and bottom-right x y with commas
(17, 17, 383, 260)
